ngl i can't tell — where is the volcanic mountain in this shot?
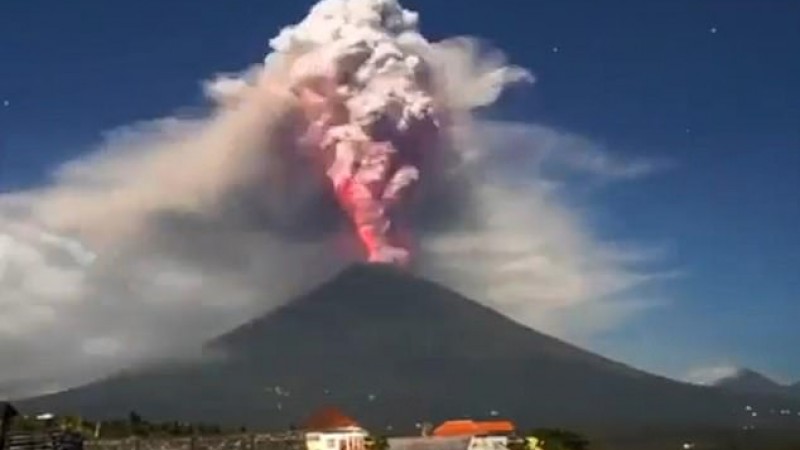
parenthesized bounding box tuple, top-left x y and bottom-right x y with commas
(16, 265, 800, 430)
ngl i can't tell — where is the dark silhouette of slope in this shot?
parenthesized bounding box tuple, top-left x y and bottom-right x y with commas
(712, 369, 788, 396)
(16, 265, 800, 430)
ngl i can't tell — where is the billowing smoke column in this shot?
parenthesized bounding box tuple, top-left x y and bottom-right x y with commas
(271, 0, 441, 266)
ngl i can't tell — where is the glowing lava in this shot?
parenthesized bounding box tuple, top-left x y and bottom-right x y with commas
(277, 0, 440, 266)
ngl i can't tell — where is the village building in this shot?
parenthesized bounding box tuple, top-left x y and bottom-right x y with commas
(302, 407, 369, 450)
(387, 419, 520, 450)
(387, 436, 472, 450)
(431, 420, 515, 450)
(299, 408, 533, 450)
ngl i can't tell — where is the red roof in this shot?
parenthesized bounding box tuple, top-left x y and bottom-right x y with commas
(432, 420, 515, 437)
(303, 406, 362, 431)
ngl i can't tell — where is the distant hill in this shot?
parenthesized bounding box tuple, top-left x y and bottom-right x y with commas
(789, 382, 800, 396)
(711, 369, 800, 401)
(16, 264, 800, 431)
(713, 369, 788, 396)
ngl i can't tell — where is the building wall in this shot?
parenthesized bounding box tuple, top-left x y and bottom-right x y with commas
(467, 436, 507, 450)
(305, 430, 367, 450)
(387, 436, 471, 450)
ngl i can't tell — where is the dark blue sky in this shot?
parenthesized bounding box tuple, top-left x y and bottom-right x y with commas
(1, 0, 798, 382)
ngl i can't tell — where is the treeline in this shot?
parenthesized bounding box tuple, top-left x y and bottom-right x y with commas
(510, 429, 589, 450)
(8, 411, 248, 439)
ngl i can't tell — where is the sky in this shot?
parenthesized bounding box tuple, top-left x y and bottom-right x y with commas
(0, 0, 798, 392)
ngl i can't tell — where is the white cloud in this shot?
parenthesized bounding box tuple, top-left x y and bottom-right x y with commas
(81, 337, 124, 358)
(684, 364, 794, 386)
(0, 215, 346, 398)
(420, 182, 665, 340)
(685, 365, 741, 385)
(417, 119, 672, 341)
(0, 119, 349, 397)
(468, 121, 671, 182)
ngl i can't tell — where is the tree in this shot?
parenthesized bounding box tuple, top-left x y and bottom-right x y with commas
(128, 411, 143, 427)
(527, 428, 590, 450)
(507, 435, 531, 450)
(59, 415, 89, 435)
(366, 435, 389, 450)
(127, 411, 152, 437)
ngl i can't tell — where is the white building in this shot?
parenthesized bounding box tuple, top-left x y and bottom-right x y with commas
(467, 435, 508, 450)
(303, 407, 369, 450)
(306, 426, 369, 450)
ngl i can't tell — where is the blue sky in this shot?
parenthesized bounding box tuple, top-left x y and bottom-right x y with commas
(1, 0, 798, 384)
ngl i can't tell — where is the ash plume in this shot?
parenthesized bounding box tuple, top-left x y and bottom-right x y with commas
(208, 0, 531, 265)
(0, 0, 661, 396)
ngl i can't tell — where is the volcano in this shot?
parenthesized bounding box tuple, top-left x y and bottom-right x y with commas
(16, 265, 800, 430)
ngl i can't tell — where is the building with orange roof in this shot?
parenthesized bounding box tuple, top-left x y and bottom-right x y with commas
(303, 406, 362, 431)
(430, 420, 516, 450)
(303, 407, 368, 450)
(432, 420, 515, 437)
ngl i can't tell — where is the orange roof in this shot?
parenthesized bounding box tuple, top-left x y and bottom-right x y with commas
(432, 420, 515, 437)
(303, 406, 362, 431)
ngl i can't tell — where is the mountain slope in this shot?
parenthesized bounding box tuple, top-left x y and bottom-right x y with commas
(17, 265, 800, 430)
(785, 381, 800, 400)
(712, 369, 787, 396)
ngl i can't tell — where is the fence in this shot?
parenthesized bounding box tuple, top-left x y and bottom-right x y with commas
(5, 431, 84, 450)
(5, 433, 54, 450)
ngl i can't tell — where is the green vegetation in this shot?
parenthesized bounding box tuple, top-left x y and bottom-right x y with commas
(365, 435, 389, 450)
(8, 411, 239, 439)
(525, 429, 590, 450)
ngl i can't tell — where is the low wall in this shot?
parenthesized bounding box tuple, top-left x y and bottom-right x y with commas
(85, 434, 304, 450)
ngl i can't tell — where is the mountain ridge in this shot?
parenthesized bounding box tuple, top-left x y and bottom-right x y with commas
(712, 368, 800, 399)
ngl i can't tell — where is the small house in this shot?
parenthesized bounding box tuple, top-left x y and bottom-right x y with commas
(431, 420, 516, 450)
(303, 407, 369, 450)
